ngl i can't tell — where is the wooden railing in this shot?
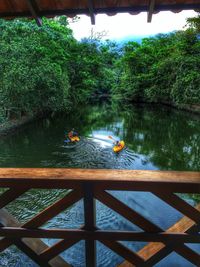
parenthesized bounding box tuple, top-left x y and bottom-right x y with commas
(0, 168, 199, 267)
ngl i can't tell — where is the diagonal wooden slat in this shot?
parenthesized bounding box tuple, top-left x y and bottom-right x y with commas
(95, 190, 200, 265)
(153, 192, 200, 223)
(0, 189, 83, 253)
(119, 241, 200, 267)
(94, 189, 161, 232)
(135, 234, 200, 267)
(40, 225, 87, 262)
(101, 240, 145, 266)
(0, 187, 29, 209)
(13, 239, 52, 267)
(40, 239, 80, 262)
(173, 243, 200, 267)
(24, 189, 83, 228)
(137, 237, 200, 267)
(0, 209, 71, 267)
(0, 237, 13, 252)
(118, 203, 200, 267)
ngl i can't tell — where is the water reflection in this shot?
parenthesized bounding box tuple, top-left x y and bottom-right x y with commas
(0, 103, 199, 266)
(0, 103, 199, 170)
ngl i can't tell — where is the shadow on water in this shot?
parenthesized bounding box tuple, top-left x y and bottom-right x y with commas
(0, 103, 200, 266)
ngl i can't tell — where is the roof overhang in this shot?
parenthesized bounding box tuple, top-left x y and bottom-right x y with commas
(0, 0, 200, 26)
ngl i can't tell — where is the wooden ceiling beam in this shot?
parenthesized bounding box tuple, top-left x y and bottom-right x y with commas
(1, 4, 200, 19)
(147, 0, 156, 23)
(26, 0, 42, 26)
(88, 0, 95, 25)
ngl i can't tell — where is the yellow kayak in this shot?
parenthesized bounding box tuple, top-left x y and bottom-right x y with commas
(113, 141, 125, 153)
(69, 136, 80, 142)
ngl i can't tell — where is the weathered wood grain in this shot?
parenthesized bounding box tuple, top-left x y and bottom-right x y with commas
(0, 168, 199, 192)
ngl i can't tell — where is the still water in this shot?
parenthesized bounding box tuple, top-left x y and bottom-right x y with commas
(0, 104, 199, 266)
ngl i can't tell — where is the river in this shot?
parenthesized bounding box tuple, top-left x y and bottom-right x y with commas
(0, 103, 199, 266)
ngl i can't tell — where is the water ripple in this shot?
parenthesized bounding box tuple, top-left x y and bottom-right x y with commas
(46, 137, 139, 170)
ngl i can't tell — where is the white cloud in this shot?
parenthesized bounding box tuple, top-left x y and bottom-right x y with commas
(68, 10, 197, 40)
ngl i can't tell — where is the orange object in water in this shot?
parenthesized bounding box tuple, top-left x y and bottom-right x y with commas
(113, 141, 125, 153)
(69, 136, 80, 142)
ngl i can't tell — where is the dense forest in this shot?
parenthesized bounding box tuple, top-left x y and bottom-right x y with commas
(0, 14, 199, 124)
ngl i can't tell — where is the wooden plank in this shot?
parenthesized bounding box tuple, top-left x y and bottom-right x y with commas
(0, 237, 13, 252)
(0, 209, 70, 267)
(13, 239, 51, 267)
(0, 228, 199, 243)
(0, 168, 199, 183)
(118, 203, 200, 267)
(23, 189, 83, 228)
(174, 244, 200, 267)
(0, 189, 83, 253)
(0, 187, 29, 209)
(0, 168, 199, 192)
(83, 183, 96, 267)
(118, 243, 200, 267)
(153, 192, 200, 223)
(101, 240, 145, 266)
(40, 239, 79, 262)
(94, 190, 161, 232)
(147, 0, 155, 22)
(88, 0, 95, 25)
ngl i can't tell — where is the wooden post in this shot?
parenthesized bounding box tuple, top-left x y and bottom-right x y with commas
(147, 0, 155, 22)
(88, 0, 95, 25)
(26, 0, 42, 26)
(83, 182, 96, 267)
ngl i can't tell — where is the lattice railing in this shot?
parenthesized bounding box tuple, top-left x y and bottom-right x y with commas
(0, 168, 199, 267)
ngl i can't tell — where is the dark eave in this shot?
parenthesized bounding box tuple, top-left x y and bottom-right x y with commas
(0, 1, 199, 25)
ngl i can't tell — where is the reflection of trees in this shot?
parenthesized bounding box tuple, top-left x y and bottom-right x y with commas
(119, 105, 200, 171)
(71, 103, 200, 171)
(0, 103, 199, 171)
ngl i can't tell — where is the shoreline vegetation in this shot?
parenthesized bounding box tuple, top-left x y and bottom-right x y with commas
(0, 115, 33, 136)
(0, 101, 199, 136)
(161, 102, 200, 114)
(0, 15, 199, 134)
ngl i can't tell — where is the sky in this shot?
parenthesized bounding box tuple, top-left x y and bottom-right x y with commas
(69, 10, 197, 41)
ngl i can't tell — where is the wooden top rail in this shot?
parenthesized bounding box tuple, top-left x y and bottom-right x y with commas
(0, 168, 199, 267)
(0, 168, 199, 192)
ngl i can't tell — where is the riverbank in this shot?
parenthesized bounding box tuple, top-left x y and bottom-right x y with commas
(161, 102, 200, 115)
(0, 116, 35, 136)
(130, 100, 200, 115)
(0, 101, 199, 137)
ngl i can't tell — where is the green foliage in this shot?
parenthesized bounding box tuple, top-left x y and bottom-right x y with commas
(114, 22, 200, 106)
(186, 13, 200, 33)
(171, 56, 200, 104)
(67, 39, 102, 103)
(67, 39, 119, 103)
(0, 14, 199, 124)
(0, 18, 75, 120)
(0, 18, 119, 123)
